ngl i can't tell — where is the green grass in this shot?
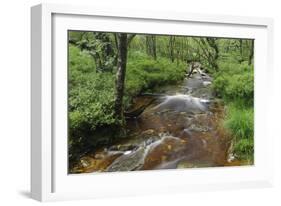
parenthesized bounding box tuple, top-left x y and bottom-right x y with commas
(224, 103, 254, 162)
(224, 103, 254, 139)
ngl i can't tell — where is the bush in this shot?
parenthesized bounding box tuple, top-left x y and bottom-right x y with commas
(68, 46, 120, 164)
(69, 73, 117, 130)
(126, 53, 186, 98)
(212, 62, 254, 106)
(69, 45, 96, 73)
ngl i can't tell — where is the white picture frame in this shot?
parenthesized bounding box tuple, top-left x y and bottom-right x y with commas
(31, 3, 274, 202)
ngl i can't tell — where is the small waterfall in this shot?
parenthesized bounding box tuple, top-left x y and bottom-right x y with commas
(153, 94, 210, 113)
(144, 134, 181, 153)
(106, 134, 182, 172)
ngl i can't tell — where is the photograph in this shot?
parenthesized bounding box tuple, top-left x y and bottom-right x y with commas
(68, 31, 254, 174)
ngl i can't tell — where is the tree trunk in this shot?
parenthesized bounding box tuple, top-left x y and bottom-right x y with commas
(187, 62, 195, 77)
(248, 40, 254, 65)
(151, 36, 156, 60)
(114, 34, 128, 121)
(127, 34, 136, 45)
(169, 36, 175, 62)
(206, 37, 219, 71)
(146, 36, 151, 56)
(239, 39, 243, 57)
(114, 33, 119, 60)
(146, 35, 157, 60)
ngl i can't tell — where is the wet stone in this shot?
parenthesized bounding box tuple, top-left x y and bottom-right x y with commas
(188, 124, 211, 132)
(141, 129, 155, 136)
(108, 144, 138, 151)
(106, 147, 147, 172)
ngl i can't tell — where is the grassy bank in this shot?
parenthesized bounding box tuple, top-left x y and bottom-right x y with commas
(224, 103, 254, 162)
(213, 61, 254, 163)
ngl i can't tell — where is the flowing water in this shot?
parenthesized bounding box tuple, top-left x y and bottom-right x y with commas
(72, 72, 241, 173)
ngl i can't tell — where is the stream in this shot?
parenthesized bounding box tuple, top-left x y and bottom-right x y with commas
(72, 72, 241, 173)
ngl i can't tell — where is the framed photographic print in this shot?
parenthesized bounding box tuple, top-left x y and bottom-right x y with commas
(31, 3, 274, 201)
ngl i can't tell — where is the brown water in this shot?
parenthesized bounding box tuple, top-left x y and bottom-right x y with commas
(71, 73, 241, 173)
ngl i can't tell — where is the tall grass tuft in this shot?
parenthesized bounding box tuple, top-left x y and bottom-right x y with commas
(224, 103, 254, 140)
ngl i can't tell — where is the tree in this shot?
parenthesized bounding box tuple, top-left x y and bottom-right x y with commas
(151, 35, 157, 60)
(239, 39, 243, 62)
(145, 35, 157, 60)
(169, 36, 176, 62)
(191, 37, 217, 71)
(114, 33, 136, 121)
(206, 37, 219, 70)
(248, 40, 254, 65)
(76, 32, 115, 72)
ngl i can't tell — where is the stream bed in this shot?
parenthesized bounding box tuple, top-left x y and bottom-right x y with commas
(71, 72, 241, 173)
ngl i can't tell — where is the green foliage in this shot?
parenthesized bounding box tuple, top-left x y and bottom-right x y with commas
(69, 73, 117, 130)
(68, 45, 119, 163)
(69, 45, 117, 129)
(212, 61, 254, 106)
(69, 45, 96, 74)
(70, 31, 116, 72)
(126, 52, 186, 98)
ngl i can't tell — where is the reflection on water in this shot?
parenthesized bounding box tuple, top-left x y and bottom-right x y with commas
(71, 73, 242, 173)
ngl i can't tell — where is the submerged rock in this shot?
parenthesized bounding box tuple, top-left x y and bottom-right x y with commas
(108, 144, 138, 151)
(80, 157, 91, 168)
(141, 129, 155, 136)
(106, 146, 147, 172)
(176, 161, 195, 169)
(177, 160, 215, 169)
(188, 123, 211, 132)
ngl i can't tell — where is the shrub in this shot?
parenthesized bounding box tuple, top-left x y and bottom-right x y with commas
(68, 46, 120, 164)
(126, 54, 186, 98)
(69, 45, 96, 73)
(212, 62, 254, 106)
